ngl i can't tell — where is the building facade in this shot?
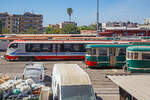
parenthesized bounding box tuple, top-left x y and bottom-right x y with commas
(144, 18, 150, 25)
(60, 21, 77, 28)
(0, 12, 43, 34)
(47, 24, 60, 29)
(102, 21, 138, 29)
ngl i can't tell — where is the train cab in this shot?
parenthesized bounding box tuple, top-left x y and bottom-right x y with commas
(5, 42, 20, 60)
(86, 44, 128, 68)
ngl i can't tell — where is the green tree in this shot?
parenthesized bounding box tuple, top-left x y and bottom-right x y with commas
(45, 27, 62, 34)
(67, 8, 73, 22)
(0, 20, 2, 34)
(78, 25, 90, 30)
(78, 24, 97, 31)
(62, 24, 80, 34)
(2, 28, 10, 34)
(26, 27, 38, 34)
(89, 24, 97, 30)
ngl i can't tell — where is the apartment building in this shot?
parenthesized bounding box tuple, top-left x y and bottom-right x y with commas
(144, 18, 150, 25)
(0, 12, 43, 34)
(60, 21, 77, 28)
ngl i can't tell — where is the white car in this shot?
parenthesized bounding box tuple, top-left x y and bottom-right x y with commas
(23, 62, 45, 83)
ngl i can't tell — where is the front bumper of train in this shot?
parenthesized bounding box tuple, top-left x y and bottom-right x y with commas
(86, 61, 98, 67)
(5, 55, 18, 61)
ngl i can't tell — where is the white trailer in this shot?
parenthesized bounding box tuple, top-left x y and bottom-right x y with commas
(52, 64, 96, 100)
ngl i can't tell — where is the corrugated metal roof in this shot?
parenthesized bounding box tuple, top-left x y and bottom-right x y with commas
(107, 74, 150, 100)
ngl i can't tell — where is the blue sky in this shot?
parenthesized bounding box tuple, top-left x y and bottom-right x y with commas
(0, 0, 150, 26)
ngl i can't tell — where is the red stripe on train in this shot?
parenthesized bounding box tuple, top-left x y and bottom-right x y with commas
(35, 56, 85, 60)
(86, 61, 98, 66)
(6, 55, 18, 60)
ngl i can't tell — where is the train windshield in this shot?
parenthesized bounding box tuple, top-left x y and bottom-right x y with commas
(61, 85, 95, 100)
(9, 43, 18, 49)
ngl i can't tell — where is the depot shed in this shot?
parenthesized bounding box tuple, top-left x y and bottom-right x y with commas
(107, 74, 150, 100)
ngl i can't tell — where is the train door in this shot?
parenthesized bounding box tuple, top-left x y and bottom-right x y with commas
(109, 48, 116, 66)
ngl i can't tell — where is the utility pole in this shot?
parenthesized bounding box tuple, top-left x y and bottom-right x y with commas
(97, 0, 99, 31)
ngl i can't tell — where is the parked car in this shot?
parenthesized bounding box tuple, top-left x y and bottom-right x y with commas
(23, 62, 45, 83)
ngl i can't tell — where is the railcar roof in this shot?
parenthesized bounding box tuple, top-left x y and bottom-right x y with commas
(54, 64, 91, 86)
(11, 40, 115, 44)
(127, 46, 150, 52)
(86, 44, 133, 48)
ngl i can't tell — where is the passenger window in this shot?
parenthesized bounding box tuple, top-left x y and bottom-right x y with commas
(72, 44, 82, 52)
(142, 53, 150, 59)
(92, 49, 96, 55)
(87, 48, 92, 55)
(119, 48, 126, 56)
(26, 44, 52, 52)
(9, 43, 18, 49)
(131, 53, 134, 59)
(63, 44, 72, 52)
(42, 44, 52, 52)
(134, 53, 138, 59)
(99, 48, 107, 56)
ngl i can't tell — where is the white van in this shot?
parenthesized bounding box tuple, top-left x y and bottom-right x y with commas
(52, 64, 96, 100)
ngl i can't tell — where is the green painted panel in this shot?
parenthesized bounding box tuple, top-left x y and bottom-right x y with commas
(98, 56, 109, 61)
(127, 60, 150, 68)
(86, 56, 97, 62)
(128, 68, 150, 72)
(116, 56, 126, 61)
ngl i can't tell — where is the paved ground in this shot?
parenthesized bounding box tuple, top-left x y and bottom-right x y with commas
(0, 52, 127, 100)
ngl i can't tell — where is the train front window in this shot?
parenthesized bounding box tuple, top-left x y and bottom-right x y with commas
(142, 53, 150, 59)
(9, 43, 18, 49)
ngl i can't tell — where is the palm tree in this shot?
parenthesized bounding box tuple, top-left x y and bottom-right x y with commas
(67, 8, 73, 22)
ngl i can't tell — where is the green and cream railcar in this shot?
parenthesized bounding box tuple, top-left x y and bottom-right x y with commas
(86, 44, 131, 68)
(126, 46, 150, 72)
